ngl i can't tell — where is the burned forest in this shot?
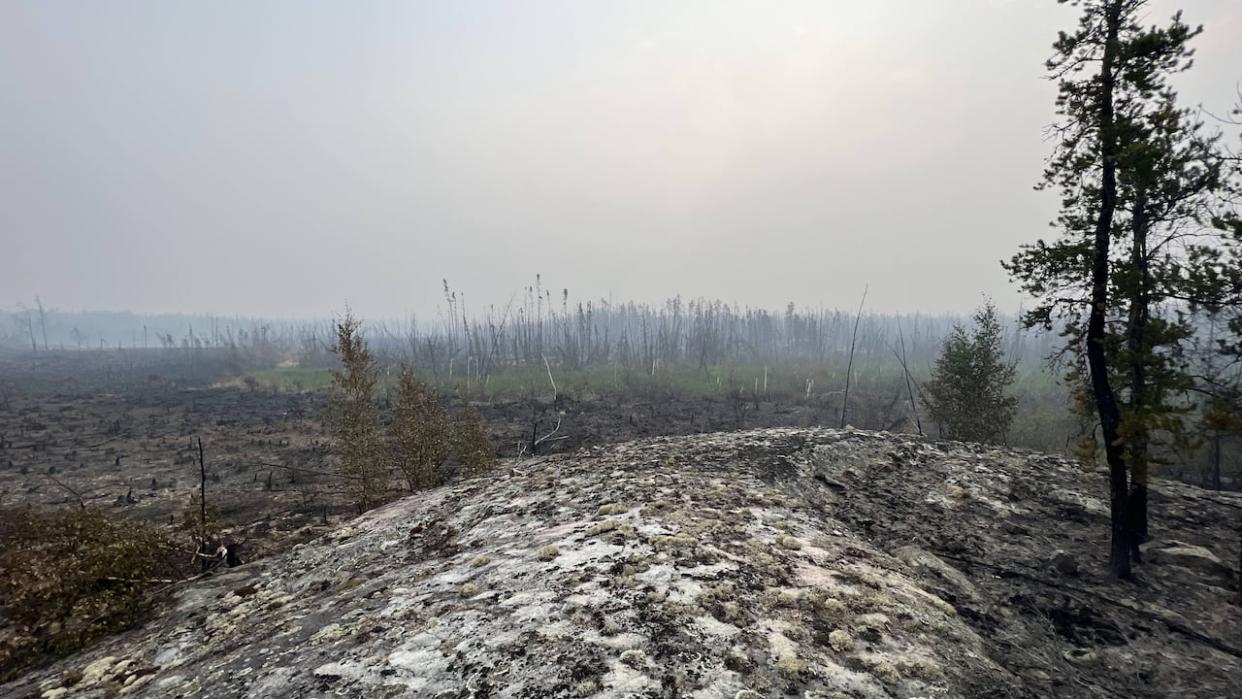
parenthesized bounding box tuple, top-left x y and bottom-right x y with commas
(1, 0, 1241, 697)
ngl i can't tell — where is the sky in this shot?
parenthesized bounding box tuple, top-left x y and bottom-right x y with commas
(2, 0, 1239, 320)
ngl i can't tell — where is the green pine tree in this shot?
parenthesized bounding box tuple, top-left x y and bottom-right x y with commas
(921, 302, 1017, 445)
(1004, 1, 1240, 577)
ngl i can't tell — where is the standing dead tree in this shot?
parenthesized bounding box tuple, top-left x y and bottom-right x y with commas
(840, 285, 868, 428)
(196, 436, 210, 571)
(34, 296, 49, 353)
(892, 320, 924, 436)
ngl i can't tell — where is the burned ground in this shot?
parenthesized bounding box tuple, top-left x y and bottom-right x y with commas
(2, 428, 1238, 698)
(0, 385, 847, 560)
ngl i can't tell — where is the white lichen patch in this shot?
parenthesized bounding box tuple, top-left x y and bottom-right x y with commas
(760, 619, 801, 661)
(307, 623, 346, 646)
(600, 659, 658, 695)
(812, 657, 893, 699)
(693, 615, 741, 639)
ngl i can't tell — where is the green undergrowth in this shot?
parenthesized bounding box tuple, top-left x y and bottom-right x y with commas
(245, 361, 1063, 403)
(0, 507, 182, 682)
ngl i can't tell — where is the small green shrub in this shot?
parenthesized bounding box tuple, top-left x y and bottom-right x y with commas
(387, 368, 494, 489)
(389, 367, 452, 490)
(329, 312, 386, 510)
(453, 406, 494, 478)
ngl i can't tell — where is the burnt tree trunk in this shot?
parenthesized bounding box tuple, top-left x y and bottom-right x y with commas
(1212, 434, 1222, 491)
(1086, 0, 1131, 580)
(197, 436, 211, 572)
(1126, 190, 1150, 558)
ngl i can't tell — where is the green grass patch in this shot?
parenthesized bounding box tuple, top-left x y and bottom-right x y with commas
(244, 366, 334, 391)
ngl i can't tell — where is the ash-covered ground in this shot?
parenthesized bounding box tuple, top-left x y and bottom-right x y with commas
(4, 428, 1239, 698)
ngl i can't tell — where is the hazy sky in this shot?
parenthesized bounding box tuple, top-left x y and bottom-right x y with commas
(2, 1, 1239, 319)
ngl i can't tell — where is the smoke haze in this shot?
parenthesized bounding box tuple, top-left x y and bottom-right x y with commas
(2, 0, 1239, 318)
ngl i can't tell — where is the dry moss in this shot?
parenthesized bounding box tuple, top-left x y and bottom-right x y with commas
(837, 568, 884, 590)
(619, 649, 647, 668)
(587, 519, 620, 536)
(806, 593, 848, 623)
(926, 593, 958, 616)
(828, 628, 854, 652)
(622, 560, 652, 576)
(862, 657, 901, 684)
(897, 657, 944, 680)
(585, 518, 634, 543)
(718, 601, 745, 624)
(652, 535, 696, 551)
(770, 588, 802, 608)
(847, 590, 897, 615)
(776, 657, 807, 680)
(776, 534, 802, 550)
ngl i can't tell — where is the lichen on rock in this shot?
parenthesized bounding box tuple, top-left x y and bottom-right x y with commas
(4, 427, 1238, 698)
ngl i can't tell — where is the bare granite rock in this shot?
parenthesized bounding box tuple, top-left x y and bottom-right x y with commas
(3, 428, 1239, 698)
(1143, 541, 1233, 582)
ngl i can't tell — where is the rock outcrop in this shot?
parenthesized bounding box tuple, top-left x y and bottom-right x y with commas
(4, 428, 1240, 698)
